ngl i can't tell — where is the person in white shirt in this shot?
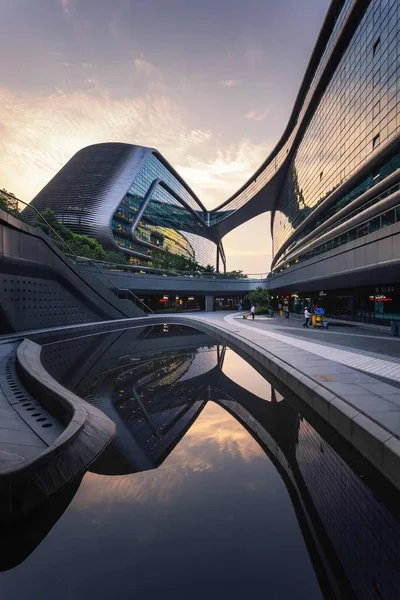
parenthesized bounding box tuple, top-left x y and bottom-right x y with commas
(303, 307, 311, 328)
(250, 304, 256, 320)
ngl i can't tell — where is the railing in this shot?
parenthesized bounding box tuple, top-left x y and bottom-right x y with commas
(2, 193, 269, 288)
(67, 255, 269, 280)
(325, 312, 394, 326)
(10, 199, 153, 314)
(273, 191, 400, 274)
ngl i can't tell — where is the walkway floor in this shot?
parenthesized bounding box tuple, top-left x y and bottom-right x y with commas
(230, 312, 400, 385)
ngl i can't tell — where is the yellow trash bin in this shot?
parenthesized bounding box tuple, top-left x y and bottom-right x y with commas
(311, 315, 317, 327)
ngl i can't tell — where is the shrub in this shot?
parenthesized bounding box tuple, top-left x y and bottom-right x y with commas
(255, 306, 272, 315)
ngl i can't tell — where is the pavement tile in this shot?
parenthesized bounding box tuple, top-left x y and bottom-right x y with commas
(0, 426, 46, 447)
(370, 412, 400, 438)
(321, 382, 376, 396)
(360, 382, 400, 395)
(380, 394, 400, 408)
(342, 394, 400, 414)
(0, 441, 44, 465)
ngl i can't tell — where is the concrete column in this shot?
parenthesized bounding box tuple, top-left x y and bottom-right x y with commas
(216, 246, 220, 273)
(205, 295, 215, 312)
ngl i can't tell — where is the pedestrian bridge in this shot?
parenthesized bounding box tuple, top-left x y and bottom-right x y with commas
(79, 264, 268, 296)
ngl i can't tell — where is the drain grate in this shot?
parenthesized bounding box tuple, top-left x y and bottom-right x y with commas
(2, 353, 63, 446)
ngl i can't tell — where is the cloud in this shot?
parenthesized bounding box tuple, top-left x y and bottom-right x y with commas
(219, 79, 240, 88)
(244, 109, 269, 121)
(133, 56, 156, 78)
(61, 0, 71, 14)
(177, 139, 272, 207)
(0, 84, 270, 208)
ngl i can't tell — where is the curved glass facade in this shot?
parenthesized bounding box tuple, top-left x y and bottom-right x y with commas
(111, 152, 217, 267)
(272, 0, 400, 269)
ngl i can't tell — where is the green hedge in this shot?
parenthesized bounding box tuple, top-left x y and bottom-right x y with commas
(255, 306, 272, 315)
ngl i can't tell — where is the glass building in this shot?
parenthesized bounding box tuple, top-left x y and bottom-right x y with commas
(29, 0, 400, 314)
(29, 144, 223, 270)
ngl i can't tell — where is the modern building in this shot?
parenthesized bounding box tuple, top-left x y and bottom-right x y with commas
(29, 0, 400, 319)
(28, 144, 225, 270)
(208, 0, 400, 320)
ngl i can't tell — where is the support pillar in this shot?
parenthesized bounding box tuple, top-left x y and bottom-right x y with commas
(205, 295, 215, 312)
(216, 246, 220, 274)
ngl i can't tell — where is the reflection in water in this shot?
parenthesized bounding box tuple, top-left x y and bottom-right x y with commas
(1, 326, 400, 600)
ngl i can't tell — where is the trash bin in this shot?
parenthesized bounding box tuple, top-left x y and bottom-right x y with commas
(284, 312, 289, 319)
(315, 314, 323, 328)
(269, 311, 274, 318)
(390, 321, 399, 337)
(311, 315, 317, 327)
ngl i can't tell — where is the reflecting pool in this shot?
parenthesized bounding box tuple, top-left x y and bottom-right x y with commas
(1, 325, 400, 600)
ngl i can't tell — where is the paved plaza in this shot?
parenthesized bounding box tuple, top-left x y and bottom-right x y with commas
(230, 312, 400, 385)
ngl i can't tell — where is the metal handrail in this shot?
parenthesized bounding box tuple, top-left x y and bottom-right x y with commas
(69, 255, 268, 280)
(11, 197, 153, 314)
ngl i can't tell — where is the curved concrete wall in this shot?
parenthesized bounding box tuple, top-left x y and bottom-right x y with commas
(0, 209, 144, 333)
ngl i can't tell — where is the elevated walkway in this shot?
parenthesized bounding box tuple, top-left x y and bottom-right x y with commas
(80, 265, 266, 296)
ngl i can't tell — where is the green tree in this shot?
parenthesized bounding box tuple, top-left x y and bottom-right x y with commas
(34, 209, 129, 265)
(224, 270, 247, 280)
(0, 189, 20, 217)
(150, 249, 203, 272)
(203, 264, 215, 274)
(245, 286, 270, 307)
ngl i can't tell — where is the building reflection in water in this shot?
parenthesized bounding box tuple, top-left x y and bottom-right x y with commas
(3, 325, 400, 599)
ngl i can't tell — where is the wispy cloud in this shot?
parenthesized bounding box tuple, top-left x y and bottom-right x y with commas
(61, 0, 71, 14)
(177, 139, 272, 207)
(244, 109, 269, 121)
(0, 83, 270, 210)
(219, 79, 240, 88)
(133, 56, 156, 78)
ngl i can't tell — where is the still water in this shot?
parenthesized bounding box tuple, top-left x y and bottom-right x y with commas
(1, 325, 400, 600)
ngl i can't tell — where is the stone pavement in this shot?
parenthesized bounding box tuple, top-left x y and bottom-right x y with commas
(231, 312, 400, 384)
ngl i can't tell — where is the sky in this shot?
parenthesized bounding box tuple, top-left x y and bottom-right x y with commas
(0, 0, 330, 272)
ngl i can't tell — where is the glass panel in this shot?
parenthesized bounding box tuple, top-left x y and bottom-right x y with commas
(381, 209, 395, 227)
(369, 216, 381, 232)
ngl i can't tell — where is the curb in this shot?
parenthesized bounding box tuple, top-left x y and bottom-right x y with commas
(3, 314, 400, 493)
(0, 340, 116, 522)
(147, 315, 400, 492)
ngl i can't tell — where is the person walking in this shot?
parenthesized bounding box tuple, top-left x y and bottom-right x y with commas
(303, 306, 311, 328)
(251, 304, 256, 320)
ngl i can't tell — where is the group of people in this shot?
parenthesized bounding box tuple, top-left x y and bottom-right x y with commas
(238, 303, 319, 327)
(303, 304, 323, 327)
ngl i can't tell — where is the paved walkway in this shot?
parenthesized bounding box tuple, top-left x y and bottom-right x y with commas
(230, 313, 400, 384)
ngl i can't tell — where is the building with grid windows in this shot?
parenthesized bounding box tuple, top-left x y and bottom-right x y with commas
(29, 0, 400, 318)
(28, 143, 224, 270)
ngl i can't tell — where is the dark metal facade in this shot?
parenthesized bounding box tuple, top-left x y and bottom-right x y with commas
(28, 0, 400, 286)
(28, 143, 221, 269)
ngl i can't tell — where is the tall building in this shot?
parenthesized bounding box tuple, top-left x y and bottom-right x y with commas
(209, 0, 400, 317)
(28, 144, 224, 269)
(29, 0, 400, 316)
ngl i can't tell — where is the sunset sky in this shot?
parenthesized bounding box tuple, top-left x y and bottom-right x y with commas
(1, 0, 329, 272)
